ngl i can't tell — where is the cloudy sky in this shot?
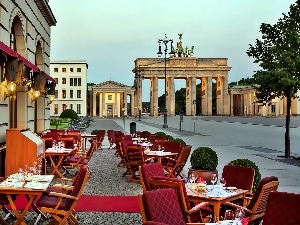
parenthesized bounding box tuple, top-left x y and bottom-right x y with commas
(48, 0, 295, 101)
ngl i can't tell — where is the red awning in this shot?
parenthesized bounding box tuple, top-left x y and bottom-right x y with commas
(0, 41, 19, 58)
(17, 54, 40, 72)
(42, 71, 55, 82)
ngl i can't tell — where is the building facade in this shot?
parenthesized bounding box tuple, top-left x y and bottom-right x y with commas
(50, 61, 88, 117)
(0, 0, 56, 142)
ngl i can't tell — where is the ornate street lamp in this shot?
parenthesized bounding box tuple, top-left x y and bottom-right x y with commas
(157, 34, 174, 128)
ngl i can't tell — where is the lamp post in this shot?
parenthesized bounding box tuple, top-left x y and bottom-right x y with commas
(157, 34, 174, 128)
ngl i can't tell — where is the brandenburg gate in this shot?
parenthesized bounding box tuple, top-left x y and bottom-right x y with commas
(133, 56, 231, 116)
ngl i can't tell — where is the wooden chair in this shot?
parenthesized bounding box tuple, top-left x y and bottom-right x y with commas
(221, 176, 279, 225)
(149, 177, 211, 223)
(58, 137, 74, 149)
(262, 191, 300, 225)
(139, 163, 166, 192)
(151, 138, 168, 151)
(164, 145, 192, 178)
(0, 177, 17, 224)
(139, 188, 210, 225)
(119, 140, 133, 177)
(36, 165, 90, 225)
(126, 144, 146, 182)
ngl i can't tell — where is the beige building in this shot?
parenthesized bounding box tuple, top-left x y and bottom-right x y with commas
(0, 0, 56, 142)
(50, 61, 88, 117)
(229, 85, 300, 116)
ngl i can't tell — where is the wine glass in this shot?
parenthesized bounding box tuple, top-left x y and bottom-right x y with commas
(211, 173, 218, 187)
(220, 177, 226, 189)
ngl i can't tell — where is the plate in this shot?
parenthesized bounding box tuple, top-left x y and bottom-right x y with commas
(226, 187, 237, 190)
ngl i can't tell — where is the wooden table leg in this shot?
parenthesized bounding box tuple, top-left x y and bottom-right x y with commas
(25, 195, 48, 221)
(7, 194, 35, 225)
(48, 155, 66, 178)
(213, 202, 221, 222)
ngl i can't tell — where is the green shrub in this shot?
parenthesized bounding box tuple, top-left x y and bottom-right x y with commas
(155, 132, 166, 137)
(228, 158, 261, 193)
(190, 147, 218, 171)
(172, 138, 186, 145)
(60, 109, 78, 120)
(166, 135, 174, 142)
(91, 129, 98, 135)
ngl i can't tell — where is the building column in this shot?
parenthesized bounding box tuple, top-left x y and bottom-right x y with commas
(153, 76, 158, 117)
(191, 77, 196, 116)
(130, 93, 135, 117)
(138, 78, 143, 113)
(150, 77, 154, 116)
(114, 92, 118, 117)
(16, 86, 28, 129)
(216, 77, 222, 115)
(230, 93, 234, 116)
(207, 76, 212, 116)
(92, 91, 96, 117)
(201, 77, 207, 115)
(168, 76, 175, 116)
(36, 93, 45, 132)
(102, 92, 106, 117)
(186, 77, 192, 115)
(223, 76, 229, 115)
(123, 92, 127, 116)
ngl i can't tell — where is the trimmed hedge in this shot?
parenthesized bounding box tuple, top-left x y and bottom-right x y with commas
(190, 147, 218, 171)
(60, 109, 78, 120)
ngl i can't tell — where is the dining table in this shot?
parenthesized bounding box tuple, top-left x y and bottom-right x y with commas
(0, 174, 54, 225)
(80, 134, 97, 152)
(144, 151, 177, 163)
(185, 183, 248, 222)
(45, 147, 74, 178)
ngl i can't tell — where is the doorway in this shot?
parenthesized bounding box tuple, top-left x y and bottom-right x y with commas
(107, 104, 113, 117)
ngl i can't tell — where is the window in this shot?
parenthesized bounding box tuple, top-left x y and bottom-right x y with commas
(78, 78, 81, 86)
(77, 90, 81, 98)
(77, 104, 81, 114)
(54, 68, 58, 72)
(77, 68, 81, 72)
(74, 78, 77, 86)
(62, 78, 66, 84)
(108, 95, 112, 100)
(70, 104, 73, 110)
(62, 90, 66, 98)
(55, 90, 58, 98)
(54, 104, 58, 114)
(62, 104, 67, 112)
(70, 90, 73, 98)
(62, 68, 66, 72)
(70, 78, 73, 86)
(54, 78, 58, 84)
(271, 104, 276, 113)
(70, 68, 73, 72)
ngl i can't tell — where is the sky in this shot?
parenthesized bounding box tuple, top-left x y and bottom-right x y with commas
(48, 0, 296, 101)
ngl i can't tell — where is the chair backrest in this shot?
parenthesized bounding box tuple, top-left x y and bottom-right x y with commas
(247, 178, 279, 222)
(148, 134, 157, 143)
(161, 142, 181, 154)
(176, 145, 192, 166)
(152, 139, 168, 150)
(262, 192, 300, 225)
(67, 165, 90, 209)
(140, 131, 151, 139)
(139, 163, 165, 192)
(247, 176, 278, 210)
(120, 140, 134, 156)
(143, 222, 169, 225)
(58, 137, 74, 149)
(127, 144, 144, 166)
(222, 165, 255, 194)
(139, 188, 186, 225)
(97, 130, 106, 137)
(124, 135, 133, 141)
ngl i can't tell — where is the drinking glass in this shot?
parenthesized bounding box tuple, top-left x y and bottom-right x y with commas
(220, 177, 226, 188)
(211, 173, 218, 187)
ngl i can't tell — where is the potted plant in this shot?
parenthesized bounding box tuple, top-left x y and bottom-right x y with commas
(189, 147, 218, 184)
(228, 158, 261, 192)
(171, 138, 186, 146)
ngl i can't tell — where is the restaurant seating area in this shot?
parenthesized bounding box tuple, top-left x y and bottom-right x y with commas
(0, 125, 299, 224)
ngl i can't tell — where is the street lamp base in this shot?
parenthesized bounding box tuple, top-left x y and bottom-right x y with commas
(163, 124, 168, 128)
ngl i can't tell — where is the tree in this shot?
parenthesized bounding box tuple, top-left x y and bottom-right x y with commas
(247, 0, 300, 158)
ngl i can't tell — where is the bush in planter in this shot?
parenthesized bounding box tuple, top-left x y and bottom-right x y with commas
(172, 138, 186, 146)
(91, 129, 98, 135)
(165, 135, 174, 142)
(190, 147, 218, 171)
(228, 158, 261, 193)
(60, 109, 78, 120)
(155, 131, 166, 137)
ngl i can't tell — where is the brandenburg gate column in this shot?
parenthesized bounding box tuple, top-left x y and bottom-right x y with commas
(201, 77, 207, 115)
(167, 76, 175, 116)
(102, 92, 106, 117)
(186, 77, 192, 116)
(150, 76, 158, 116)
(216, 77, 222, 115)
(130, 94, 135, 117)
(223, 76, 229, 115)
(138, 78, 143, 113)
(207, 76, 212, 115)
(191, 77, 196, 116)
(92, 91, 97, 117)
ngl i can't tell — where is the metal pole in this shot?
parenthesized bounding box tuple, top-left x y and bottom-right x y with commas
(163, 47, 168, 128)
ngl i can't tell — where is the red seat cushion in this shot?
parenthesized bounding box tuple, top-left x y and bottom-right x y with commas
(36, 196, 68, 210)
